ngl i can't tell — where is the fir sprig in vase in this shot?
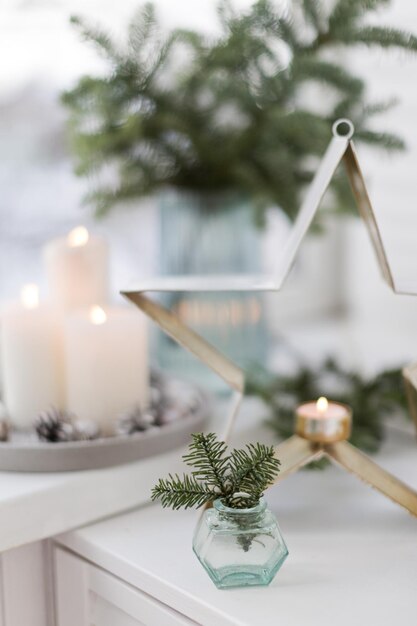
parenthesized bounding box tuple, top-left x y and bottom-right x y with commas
(152, 433, 288, 589)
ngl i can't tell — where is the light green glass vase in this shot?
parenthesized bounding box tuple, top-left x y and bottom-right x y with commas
(157, 189, 267, 391)
(193, 498, 288, 589)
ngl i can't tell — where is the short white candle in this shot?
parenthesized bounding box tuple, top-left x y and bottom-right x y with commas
(0, 284, 65, 429)
(64, 305, 148, 434)
(43, 226, 109, 310)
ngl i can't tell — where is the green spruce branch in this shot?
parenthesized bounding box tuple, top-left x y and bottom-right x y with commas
(150, 473, 218, 510)
(152, 433, 281, 510)
(63, 0, 417, 224)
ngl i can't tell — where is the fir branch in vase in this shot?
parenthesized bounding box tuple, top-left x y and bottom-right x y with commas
(151, 432, 281, 510)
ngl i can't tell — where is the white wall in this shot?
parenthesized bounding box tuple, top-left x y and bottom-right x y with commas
(342, 0, 417, 372)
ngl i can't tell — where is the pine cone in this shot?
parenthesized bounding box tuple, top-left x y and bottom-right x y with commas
(0, 403, 10, 442)
(149, 386, 167, 426)
(72, 418, 100, 441)
(156, 379, 202, 425)
(150, 370, 164, 388)
(116, 405, 154, 436)
(35, 408, 75, 443)
(0, 420, 9, 442)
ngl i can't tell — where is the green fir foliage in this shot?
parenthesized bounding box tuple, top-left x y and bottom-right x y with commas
(151, 432, 281, 510)
(246, 359, 409, 469)
(63, 0, 417, 223)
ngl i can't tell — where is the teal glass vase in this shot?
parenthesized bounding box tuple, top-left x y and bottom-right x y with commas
(193, 498, 288, 589)
(157, 189, 267, 391)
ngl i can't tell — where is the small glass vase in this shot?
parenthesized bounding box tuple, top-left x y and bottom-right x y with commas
(193, 498, 288, 589)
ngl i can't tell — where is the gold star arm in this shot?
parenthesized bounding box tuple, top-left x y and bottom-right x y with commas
(272, 436, 325, 482)
(122, 291, 245, 439)
(325, 440, 417, 516)
(342, 141, 395, 290)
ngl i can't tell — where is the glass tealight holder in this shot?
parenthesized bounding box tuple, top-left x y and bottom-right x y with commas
(193, 498, 288, 589)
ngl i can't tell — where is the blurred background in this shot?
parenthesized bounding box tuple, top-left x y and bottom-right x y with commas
(1, 0, 417, 387)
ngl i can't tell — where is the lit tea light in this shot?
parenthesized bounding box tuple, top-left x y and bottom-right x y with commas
(90, 305, 107, 325)
(295, 396, 352, 443)
(67, 225, 89, 248)
(21, 283, 39, 310)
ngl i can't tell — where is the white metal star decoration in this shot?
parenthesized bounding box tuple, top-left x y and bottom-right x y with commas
(122, 119, 417, 517)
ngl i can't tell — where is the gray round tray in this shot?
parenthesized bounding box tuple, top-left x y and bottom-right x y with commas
(0, 411, 209, 472)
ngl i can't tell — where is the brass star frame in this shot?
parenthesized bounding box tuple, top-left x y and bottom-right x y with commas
(122, 119, 417, 517)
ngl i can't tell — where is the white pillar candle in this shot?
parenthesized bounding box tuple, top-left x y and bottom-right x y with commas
(64, 305, 148, 434)
(0, 285, 65, 429)
(43, 226, 109, 310)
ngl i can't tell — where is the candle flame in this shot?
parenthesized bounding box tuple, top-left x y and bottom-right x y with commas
(90, 305, 107, 325)
(21, 284, 39, 310)
(316, 396, 329, 415)
(68, 226, 89, 248)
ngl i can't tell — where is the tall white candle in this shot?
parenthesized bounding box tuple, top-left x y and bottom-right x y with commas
(43, 226, 109, 310)
(64, 305, 148, 434)
(0, 285, 65, 429)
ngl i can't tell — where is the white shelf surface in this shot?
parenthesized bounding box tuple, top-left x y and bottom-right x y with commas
(0, 447, 187, 552)
(56, 425, 417, 626)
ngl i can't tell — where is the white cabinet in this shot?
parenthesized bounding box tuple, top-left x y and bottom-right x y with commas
(0, 542, 53, 626)
(54, 547, 198, 626)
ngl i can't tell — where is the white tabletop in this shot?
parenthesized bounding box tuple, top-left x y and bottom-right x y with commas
(56, 423, 417, 626)
(0, 447, 187, 552)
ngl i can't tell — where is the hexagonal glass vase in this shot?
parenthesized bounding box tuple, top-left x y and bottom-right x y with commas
(193, 498, 288, 589)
